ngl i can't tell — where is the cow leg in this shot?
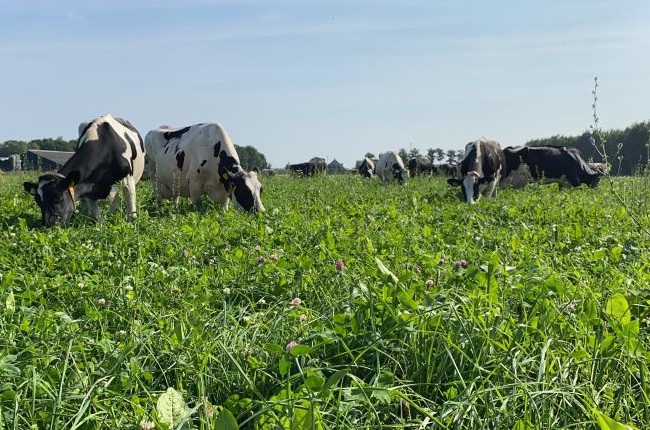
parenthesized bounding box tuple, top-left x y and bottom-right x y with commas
(484, 179, 498, 197)
(123, 176, 138, 219)
(85, 199, 101, 220)
(107, 186, 121, 214)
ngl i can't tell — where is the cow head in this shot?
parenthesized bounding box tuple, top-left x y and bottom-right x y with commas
(223, 169, 265, 213)
(23, 172, 79, 226)
(392, 163, 408, 184)
(447, 171, 481, 204)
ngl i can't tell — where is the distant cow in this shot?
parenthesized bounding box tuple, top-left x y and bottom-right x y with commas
(358, 157, 376, 178)
(23, 114, 145, 226)
(503, 146, 602, 188)
(447, 138, 505, 204)
(440, 162, 460, 178)
(309, 157, 327, 175)
(288, 162, 314, 177)
(145, 122, 264, 213)
(408, 157, 437, 176)
(376, 151, 408, 184)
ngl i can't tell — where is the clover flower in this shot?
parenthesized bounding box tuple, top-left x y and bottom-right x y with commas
(139, 420, 155, 430)
(286, 341, 298, 351)
(335, 260, 346, 271)
(96, 298, 106, 307)
(290, 297, 302, 307)
(454, 259, 468, 269)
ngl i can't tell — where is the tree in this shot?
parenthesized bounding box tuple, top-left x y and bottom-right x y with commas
(427, 148, 445, 163)
(234, 145, 270, 171)
(365, 152, 376, 159)
(398, 149, 408, 163)
(407, 147, 421, 159)
(445, 149, 458, 163)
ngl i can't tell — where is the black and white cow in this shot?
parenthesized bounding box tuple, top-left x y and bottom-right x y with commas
(145, 122, 264, 213)
(376, 151, 408, 184)
(447, 138, 505, 204)
(358, 157, 376, 178)
(408, 157, 437, 176)
(23, 114, 145, 226)
(502, 146, 602, 188)
(309, 157, 327, 175)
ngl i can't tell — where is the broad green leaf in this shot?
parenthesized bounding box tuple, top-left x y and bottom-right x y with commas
(288, 345, 311, 357)
(156, 387, 191, 429)
(264, 344, 285, 355)
(294, 400, 322, 430)
(279, 355, 291, 377)
(303, 373, 325, 391)
(512, 419, 535, 430)
(5, 291, 14, 315)
(214, 407, 239, 430)
(592, 408, 638, 430)
(605, 293, 631, 326)
(324, 369, 349, 390)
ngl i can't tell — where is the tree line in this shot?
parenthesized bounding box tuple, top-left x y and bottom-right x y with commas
(3, 120, 649, 174)
(395, 120, 650, 176)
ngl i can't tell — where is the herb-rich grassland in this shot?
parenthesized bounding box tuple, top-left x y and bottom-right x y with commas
(0, 172, 649, 429)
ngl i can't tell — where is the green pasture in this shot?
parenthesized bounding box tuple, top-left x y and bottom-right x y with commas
(0, 172, 648, 429)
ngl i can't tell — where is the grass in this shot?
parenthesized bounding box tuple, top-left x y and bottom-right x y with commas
(0, 171, 649, 429)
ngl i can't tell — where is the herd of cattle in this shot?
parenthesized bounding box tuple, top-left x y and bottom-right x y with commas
(350, 138, 606, 204)
(20, 114, 607, 226)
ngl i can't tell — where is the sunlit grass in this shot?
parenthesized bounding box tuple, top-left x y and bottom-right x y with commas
(0, 172, 648, 429)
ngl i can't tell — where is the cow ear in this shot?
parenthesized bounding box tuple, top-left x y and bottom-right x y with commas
(447, 178, 461, 186)
(57, 171, 80, 192)
(23, 182, 38, 195)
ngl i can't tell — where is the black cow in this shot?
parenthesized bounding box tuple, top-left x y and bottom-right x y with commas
(447, 138, 506, 204)
(358, 157, 376, 178)
(503, 146, 602, 188)
(408, 157, 437, 176)
(440, 162, 460, 178)
(23, 114, 145, 226)
(288, 162, 314, 177)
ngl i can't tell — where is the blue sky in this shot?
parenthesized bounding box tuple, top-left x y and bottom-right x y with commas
(1, 1, 649, 168)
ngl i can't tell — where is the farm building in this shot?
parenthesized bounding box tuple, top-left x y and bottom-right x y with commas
(24, 150, 74, 171)
(327, 159, 346, 174)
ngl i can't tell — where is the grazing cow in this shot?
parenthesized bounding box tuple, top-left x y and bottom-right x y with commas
(447, 138, 505, 204)
(408, 157, 437, 176)
(309, 157, 327, 175)
(288, 162, 314, 177)
(145, 122, 264, 213)
(358, 157, 376, 178)
(376, 151, 408, 184)
(503, 146, 602, 188)
(440, 162, 460, 178)
(23, 114, 145, 226)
